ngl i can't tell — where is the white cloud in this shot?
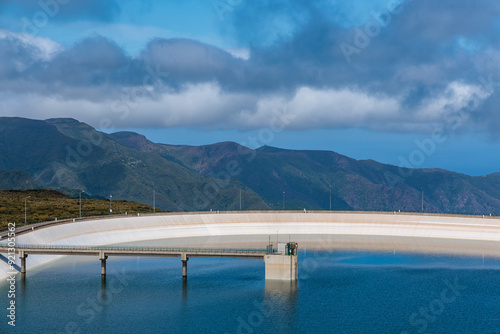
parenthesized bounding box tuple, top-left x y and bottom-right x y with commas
(0, 29, 62, 61)
(415, 81, 491, 122)
(225, 48, 250, 60)
(0, 83, 398, 130)
(238, 86, 401, 129)
(0, 80, 493, 134)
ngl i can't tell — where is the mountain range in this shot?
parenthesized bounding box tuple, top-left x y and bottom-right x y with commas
(1, 116, 499, 215)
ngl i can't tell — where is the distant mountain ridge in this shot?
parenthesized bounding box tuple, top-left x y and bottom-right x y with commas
(0, 116, 499, 215)
(0, 169, 40, 190)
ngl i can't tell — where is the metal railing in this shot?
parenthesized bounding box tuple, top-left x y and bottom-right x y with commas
(0, 243, 268, 254)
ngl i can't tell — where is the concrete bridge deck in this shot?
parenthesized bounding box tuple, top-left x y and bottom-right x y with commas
(0, 244, 297, 280)
(0, 244, 267, 258)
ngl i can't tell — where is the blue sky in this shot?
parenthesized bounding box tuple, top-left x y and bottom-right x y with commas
(0, 0, 499, 175)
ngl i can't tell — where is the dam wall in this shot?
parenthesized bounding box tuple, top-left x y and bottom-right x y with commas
(2, 212, 500, 279)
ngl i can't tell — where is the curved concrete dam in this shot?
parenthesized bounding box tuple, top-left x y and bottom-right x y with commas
(2, 211, 500, 278)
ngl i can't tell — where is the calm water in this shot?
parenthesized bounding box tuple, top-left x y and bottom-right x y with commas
(1, 250, 500, 333)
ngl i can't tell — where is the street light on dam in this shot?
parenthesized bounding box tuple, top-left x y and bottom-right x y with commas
(24, 196, 31, 224)
(79, 191, 83, 218)
(421, 188, 424, 212)
(109, 195, 112, 214)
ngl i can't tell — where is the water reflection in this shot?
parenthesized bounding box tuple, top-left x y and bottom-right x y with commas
(19, 273, 27, 307)
(182, 277, 188, 304)
(264, 280, 298, 331)
(265, 280, 298, 310)
(99, 275, 109, 306)
(98, 275, 111, 321)
(265, 280, 298, 296)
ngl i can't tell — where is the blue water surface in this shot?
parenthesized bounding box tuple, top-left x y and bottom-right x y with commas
(1, 250, 500, 333)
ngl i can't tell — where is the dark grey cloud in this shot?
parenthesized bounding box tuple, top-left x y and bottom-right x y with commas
(141, 38, 245, 90)
(40, 36, 129, 85)
(397, 0, 500, 43)
(0, 0, 121, 22)
(220, 0, 312, 47)
(3, 0, 499, 94)
(0, 34, 40, 77)
(1, 0, 500, 133)
(0, 35, 130, 98)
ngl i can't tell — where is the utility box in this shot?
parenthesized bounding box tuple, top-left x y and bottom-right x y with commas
(285, 242, 298, 255)
(277, 242, 286, 254)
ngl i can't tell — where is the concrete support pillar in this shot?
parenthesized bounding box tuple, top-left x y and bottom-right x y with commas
(264, 254, 298, 281)
(99, 252, 108, 276)
(19, 251, 28, 274)
(181, 253, 189, 278)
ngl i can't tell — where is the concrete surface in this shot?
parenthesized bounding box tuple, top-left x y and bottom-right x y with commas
(1, 211, 500, 279)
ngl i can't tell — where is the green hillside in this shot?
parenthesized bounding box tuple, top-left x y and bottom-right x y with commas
(0, 117, 499, 216)
(0, 169, 40, 190)
(0, 117, 269, 212)
(0, 189, 162, 229)
(150, 140, 500, 214)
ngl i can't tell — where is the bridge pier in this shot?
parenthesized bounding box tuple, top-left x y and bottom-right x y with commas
(181, 253, 189, 279)
(19, 251, 28, 275)
(99, 252, 108, 276)
(264, 254, 298, 281)
(264, 243, 298, 281)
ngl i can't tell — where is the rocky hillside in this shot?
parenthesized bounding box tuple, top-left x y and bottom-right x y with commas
(1, 117, 499, 215)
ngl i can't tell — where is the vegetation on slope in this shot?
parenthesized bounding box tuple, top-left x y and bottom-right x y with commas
(0, 169, 40, 190)
(0, 189, 162, 229)
(1, 117, 499, 215)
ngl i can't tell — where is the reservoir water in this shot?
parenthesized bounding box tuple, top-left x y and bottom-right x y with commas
(1, 250, 500, 333)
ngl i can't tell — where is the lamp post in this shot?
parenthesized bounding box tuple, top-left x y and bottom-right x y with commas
(79, 191, 83, 218)
(153, 189, 156, 213)
(421, 188, 424, 212)
(109, 195, 112, 214)
(24, 196, 30, 224)
(239, 187, 242, 210)
(283, 191, 285, 210)
(329, 187, 332, 211)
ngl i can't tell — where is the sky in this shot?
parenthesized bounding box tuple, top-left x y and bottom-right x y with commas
(0, 0, 499, 175)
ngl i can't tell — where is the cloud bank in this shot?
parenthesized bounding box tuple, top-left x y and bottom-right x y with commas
(0, 0, 499, 135)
